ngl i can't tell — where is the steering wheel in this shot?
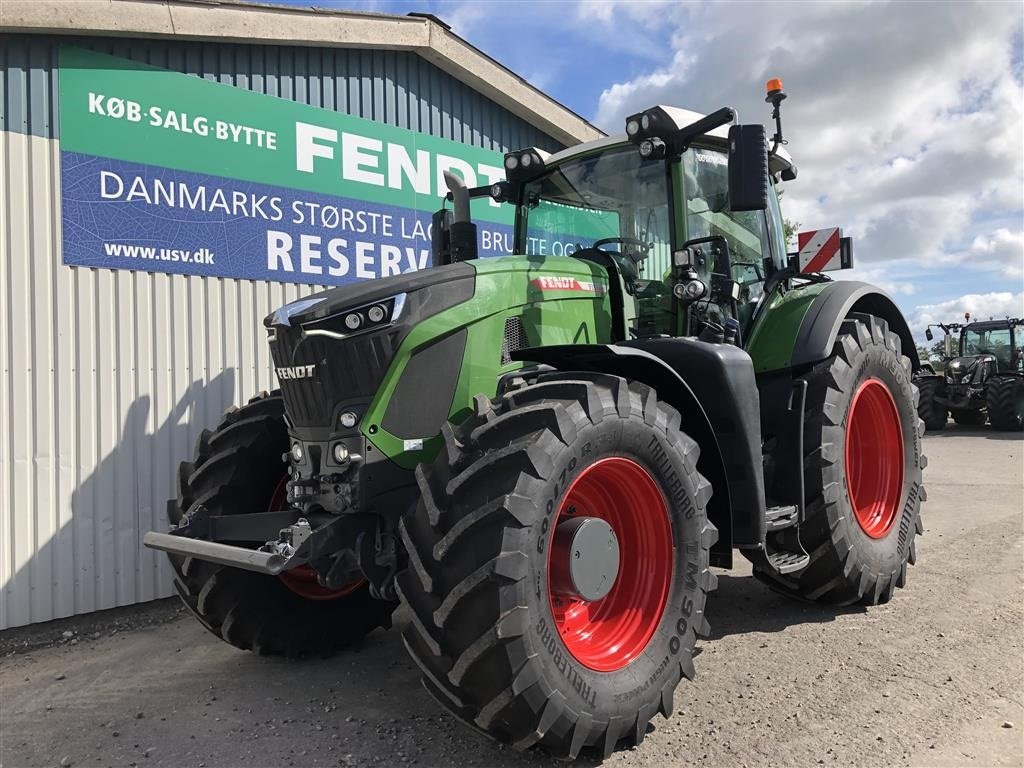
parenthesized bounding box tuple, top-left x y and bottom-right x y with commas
(593, 237, 650, 256)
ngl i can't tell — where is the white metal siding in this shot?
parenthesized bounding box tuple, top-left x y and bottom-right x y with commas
(0, 131, 317, 628)
(0, 31, 565, 629)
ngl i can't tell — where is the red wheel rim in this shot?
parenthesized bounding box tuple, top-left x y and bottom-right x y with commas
(268, 474, 365, 600)
(846, 378, 904, 539)
(547, 457, 673, 672)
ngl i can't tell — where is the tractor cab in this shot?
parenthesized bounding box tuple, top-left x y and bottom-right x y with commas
(960, 320, 1021, 372)
(435, 101, 799, 350)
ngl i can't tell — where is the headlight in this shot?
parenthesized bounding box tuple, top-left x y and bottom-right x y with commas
(290, 442, 304, 462)
(333, 443, 350, 463)
(344, 313, 363, 330)
(367, 305, 386, 323)
(504, 155, 519, 170)
(626, 119, 640, 136)
(339, 411, 358, 429)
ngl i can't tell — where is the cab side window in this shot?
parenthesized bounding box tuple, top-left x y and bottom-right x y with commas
(765, 182, 788, 271)
(682, 147, 771, 331)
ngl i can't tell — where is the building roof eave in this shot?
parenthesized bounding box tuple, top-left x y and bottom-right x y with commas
(1, 0, 606, 147)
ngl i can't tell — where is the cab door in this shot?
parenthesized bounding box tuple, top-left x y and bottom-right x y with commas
(680, 145, 781, 338)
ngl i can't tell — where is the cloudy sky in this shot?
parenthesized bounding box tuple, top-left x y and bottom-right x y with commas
(282, 0, 1023, 339)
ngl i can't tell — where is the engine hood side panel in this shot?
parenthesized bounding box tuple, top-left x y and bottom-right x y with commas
(361, 255, 615, 469)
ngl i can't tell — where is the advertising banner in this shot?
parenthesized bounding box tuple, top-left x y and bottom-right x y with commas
(58, 46, 522, 286)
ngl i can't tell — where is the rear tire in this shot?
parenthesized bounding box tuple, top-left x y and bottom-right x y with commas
(167, 391, 396, 657)
(397, 372, 716, 759)
(754, 314, 926, 605)
(951, 409, 986, 426)
(986, 376, 1024, 430)
(914, 375, 947, 431)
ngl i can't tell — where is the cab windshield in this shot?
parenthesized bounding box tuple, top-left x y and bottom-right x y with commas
(517, 147, 671, 264)
(962, 327, 1013, 367)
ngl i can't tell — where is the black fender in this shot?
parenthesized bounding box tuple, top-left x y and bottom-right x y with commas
(514, 339, 769, 568)
(793, 281, 919, 371)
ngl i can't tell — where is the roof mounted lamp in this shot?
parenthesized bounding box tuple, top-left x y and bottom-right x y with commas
(625, 106, 737, 159)
(503, 147, 550, 184)
(765, 77, 787, 155)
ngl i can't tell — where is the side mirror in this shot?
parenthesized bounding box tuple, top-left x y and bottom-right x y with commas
(925, 328, 934, 341)
(727, 124, 768, 212)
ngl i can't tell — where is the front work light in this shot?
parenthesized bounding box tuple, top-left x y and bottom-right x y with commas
(639, 137, 666, 160)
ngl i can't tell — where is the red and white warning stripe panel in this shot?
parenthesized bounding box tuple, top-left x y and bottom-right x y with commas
(790, 228, 854, 273)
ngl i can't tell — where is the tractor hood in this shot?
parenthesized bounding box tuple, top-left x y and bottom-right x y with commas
(263, 262, 476, 331)
(945, 354, 996, 384)
(263, 255, 614, 437)
(264, 262, 477, 431)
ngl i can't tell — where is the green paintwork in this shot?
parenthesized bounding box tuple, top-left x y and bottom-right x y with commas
(362, 255, 614, 467)
(744, 282, 829, 373)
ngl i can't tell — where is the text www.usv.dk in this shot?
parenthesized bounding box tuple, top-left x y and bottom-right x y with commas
(103, 242, 216, 264)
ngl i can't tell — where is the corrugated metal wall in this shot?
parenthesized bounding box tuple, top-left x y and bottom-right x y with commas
(0, 33, 563, 630)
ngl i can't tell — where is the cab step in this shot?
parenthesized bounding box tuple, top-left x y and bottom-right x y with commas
(766, 549, 810, 574)
(765, 505, 798, 531)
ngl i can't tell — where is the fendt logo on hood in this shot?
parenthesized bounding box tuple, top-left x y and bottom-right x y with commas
(529, 276, 607, 295)
(276, 364, 316, 380)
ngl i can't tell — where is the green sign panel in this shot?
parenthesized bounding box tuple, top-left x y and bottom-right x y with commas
(58, 46, 517, 285)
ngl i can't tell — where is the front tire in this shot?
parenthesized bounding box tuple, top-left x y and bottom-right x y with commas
(754, 314, 926, 605)
(397, 373, 716, 759)
(167, 391, 397, 657)
(914, 375, 947, 431)
(986, 376, 1024, 430)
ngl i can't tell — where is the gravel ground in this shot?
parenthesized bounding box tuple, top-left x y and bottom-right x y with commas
(2, 424, 1022, 768)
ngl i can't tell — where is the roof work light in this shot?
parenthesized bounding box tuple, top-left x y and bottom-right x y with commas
(503, 147, 550, 183)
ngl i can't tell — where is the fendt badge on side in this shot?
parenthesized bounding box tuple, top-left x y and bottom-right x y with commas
(276, 364, 316, 380)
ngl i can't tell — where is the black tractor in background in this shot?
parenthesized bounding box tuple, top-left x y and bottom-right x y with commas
(915, 314, 1024, 431)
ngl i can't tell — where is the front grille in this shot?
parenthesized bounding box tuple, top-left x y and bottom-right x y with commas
(270, 327, 400, 428)
(501, 316, 527, 365)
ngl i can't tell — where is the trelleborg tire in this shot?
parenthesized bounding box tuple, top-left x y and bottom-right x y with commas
(754, 314, 926, 606)
(167, 391, 396, 657)
(914, 375, 947, 431)
(986, 376, 1024, 431)
(396, 372, 717, 759)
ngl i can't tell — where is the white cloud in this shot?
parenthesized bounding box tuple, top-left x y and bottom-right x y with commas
(961, 228, 1024, 278)
(590, 0, 1023, 285)
(907, 291, 1024, 339)
(835, 263, 918, 297)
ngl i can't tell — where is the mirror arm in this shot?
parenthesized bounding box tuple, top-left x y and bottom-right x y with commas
(669, 107, 737, 154)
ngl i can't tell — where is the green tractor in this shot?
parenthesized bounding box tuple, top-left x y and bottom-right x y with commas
(915, 315, 1024, 430)
(145, 81, 926, 759)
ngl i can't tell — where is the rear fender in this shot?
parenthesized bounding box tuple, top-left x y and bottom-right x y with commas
(792, 282, 918, 371)
(515, 340, 769, 567)
(746, 281, 917, 374)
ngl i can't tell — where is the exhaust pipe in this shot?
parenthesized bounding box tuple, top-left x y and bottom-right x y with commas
(443, 171, 478, 262)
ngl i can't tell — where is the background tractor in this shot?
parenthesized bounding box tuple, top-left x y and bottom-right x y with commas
(145, 80, 927, 759)
(915, 315, 1024, 430)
